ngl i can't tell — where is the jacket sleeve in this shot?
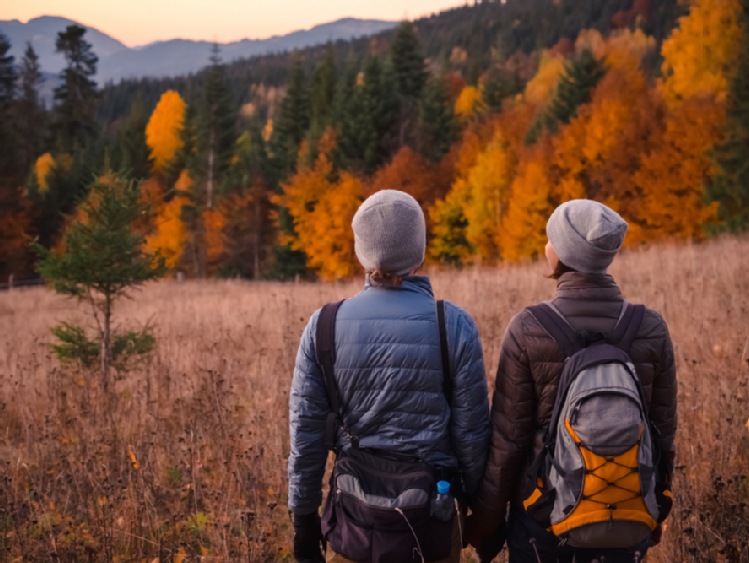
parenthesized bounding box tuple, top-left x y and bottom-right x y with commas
(447, 304, 490, 503)
(473, 311, 536, 522)
(287, 309, 330, 515)
(649, 311, 677, 482)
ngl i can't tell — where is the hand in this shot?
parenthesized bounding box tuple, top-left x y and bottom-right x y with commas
(293, 511, 325, 563)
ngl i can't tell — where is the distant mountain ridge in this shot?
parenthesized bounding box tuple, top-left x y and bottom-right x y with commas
(0, 15, 397, 83)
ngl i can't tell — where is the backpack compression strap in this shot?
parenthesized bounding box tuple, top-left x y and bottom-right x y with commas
(316, 299, 453, 452)
(316, 300, 345, 452)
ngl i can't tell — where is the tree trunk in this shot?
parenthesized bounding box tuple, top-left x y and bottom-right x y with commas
(101, 290, 112, 393)
(206, 132, 216, 209)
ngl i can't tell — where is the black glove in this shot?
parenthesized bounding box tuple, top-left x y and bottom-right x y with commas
(475, 523, 506, 563)
(293, 511, 325, 563)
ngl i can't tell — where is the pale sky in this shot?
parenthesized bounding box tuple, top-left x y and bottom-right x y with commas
(0, 1, 471, 47)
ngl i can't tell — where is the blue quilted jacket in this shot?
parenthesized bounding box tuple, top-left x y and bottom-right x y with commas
(288, 276, 490, 515)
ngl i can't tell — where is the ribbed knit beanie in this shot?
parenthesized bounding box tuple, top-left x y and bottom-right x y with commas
(546, 199, 628, 274)
(352, 190, 426, 276)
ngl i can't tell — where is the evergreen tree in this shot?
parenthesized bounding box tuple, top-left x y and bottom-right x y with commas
(709, 0, 749, 232)
(16, 42, 46, 175)
(482, 66, 519, 111)
(271, 55, 310, 178)
(221, 122, 274, 278)
(53, 24, 99, 151)
(336, 57, 396, 174)
(418, 76, 456, 162)
(32, 175, 167, 391)
(309, 43, 337, 137)
(0, 33, 18, 183)
(195, 44, 236, 209)
(525, 48, 606, 145)
(390, 22, 428, 99)
(389, 22, 428, 148)
(114, 98, 151, 181)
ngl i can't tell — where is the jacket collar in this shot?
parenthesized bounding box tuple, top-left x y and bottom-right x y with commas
(363, 275, 435, 297)
(555, 271, 623, 301)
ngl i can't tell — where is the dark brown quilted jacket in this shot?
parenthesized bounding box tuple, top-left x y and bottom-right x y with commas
(473, 272, 677, 523)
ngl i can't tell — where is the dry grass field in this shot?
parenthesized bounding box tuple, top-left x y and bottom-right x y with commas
(1, 236, 748, 562)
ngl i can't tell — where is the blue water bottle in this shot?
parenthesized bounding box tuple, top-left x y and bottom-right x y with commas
(430, 480, 454, 521)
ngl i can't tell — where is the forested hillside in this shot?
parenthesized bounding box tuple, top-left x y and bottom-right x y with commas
(2, 0, 748, 282)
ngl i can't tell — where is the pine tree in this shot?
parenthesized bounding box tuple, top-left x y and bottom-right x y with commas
(271, 55, 310, 178)
(0, 33, 18, 179)
(53, 25, 99, 151)
(390, 22, 428, 148)
(309, 43, 337, 138)
(220, 122, 274, 278)
(390, 22, 427, 100)
(709, 0, 749, 232)
(115, 98, 151, 181)
(195, 44, 236, 209)
(525, 48, 606, 144)
(16, 42, 46, 175)
(32, 175, 167, 390)
(418, 76, 456, 162)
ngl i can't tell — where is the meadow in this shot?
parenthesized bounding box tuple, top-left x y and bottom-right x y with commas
(1, 236, 748, 562)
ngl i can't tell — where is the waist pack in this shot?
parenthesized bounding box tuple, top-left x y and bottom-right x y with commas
(315, 300, 456, 562)
(522, 303, 670, 549)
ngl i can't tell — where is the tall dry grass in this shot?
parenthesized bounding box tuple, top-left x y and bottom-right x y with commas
(1, 236, 748, 561)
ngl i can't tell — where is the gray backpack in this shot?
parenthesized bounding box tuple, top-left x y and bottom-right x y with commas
(522, 303, 662, 549)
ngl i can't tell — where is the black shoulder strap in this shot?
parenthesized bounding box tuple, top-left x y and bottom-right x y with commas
(610, 303, 646, 354)
(527, 303, 582, 358)
(437, 300, 453, 402)
(316, 300, 344, 452)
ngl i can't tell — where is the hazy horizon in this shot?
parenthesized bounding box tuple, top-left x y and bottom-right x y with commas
(0, 1, 470, 47)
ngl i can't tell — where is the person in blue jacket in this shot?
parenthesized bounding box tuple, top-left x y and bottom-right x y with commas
(288, 189, 491, 562)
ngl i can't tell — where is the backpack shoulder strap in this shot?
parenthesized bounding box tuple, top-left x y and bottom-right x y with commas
(315, 300, 345, 452)
(436, 300, 453, 403)
(527, 302, 582, 358)
(610, 303, 646, 354)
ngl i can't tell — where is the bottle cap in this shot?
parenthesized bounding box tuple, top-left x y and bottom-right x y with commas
(437, 480, 451, 495)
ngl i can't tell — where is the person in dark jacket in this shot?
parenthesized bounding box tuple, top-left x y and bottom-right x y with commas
(288, 190, 491, 563)
(464, 199, 677, 562)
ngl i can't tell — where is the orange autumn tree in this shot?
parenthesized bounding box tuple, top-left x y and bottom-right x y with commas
(660, 0, 742, 107)
(499, 144, 554, 261)
(368, 146, 446, 206)
(274, 130, 363, 280)
(551, 34, 656, 215)
(454, 86, 485, 120)
(144, 170, 191, 269)
(629, 96, 722, 242)
(430, 127, 514, 264)
(145, 90, 186, 177)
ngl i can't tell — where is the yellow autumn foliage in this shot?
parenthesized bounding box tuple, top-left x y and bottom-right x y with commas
(661, 0, 742, 106)
(144, 170, 191, 269)
(430, 128, 513, 263)
(499, 151, 553, 261)
(524, 51, 566, 106)
(274, 130, 363, 280)
(454, 86, 484, 118)
(34, 153, 55, 193)
(145, 90, 186, 176)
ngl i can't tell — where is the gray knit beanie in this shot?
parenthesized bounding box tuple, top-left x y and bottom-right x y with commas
(546, 199, 628, 274)
(352, 190, 426, 276)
